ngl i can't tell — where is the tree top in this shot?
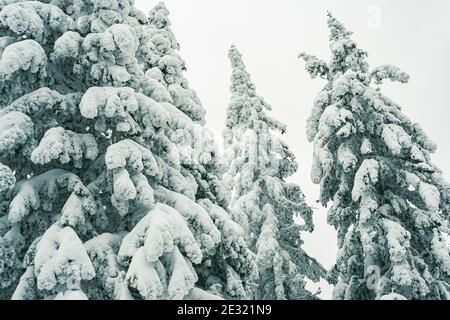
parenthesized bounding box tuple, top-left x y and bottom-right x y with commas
(327, 12, 353, 41)
(149, 1, 171, 29)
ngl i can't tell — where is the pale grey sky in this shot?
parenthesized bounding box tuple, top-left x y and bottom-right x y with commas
(135, 0, 450, 299)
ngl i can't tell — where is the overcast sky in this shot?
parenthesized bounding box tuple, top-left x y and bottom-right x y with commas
(135, 0, 450, 299)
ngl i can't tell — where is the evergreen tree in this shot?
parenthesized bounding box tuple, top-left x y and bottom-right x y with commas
(300, 13, 450, 300)
(0, 0, 254, 300)
(224, 45, 325, 300)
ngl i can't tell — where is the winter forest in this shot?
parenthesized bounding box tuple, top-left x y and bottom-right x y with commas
(0, 0, 449, 301)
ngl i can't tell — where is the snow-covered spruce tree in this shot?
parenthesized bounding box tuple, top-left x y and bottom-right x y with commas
(136, 3, 256, 299)
(299, 13, 450, 300)
(0, 0, 255, 300)
(224, 45, 325, 300)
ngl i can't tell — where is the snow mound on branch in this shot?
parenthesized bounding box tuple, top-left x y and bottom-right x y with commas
(79, 23, 140, 87)
(0, 2, 73, 43)
(352, 159, 379, 201)
(80, 87, 136, 119)
(124, 246, 165, 299)
(105, 139, 158, 176)
(0, 162, 15, 193)
(0, 111, 34, 155)
(337, 142, 357, 172)
(154, 186, 221, 255)
(317, 104, 354, 142)
(382, 219, 413, 287)
(106, 23, 140, 61)
(31, 127, 98, 168)
(381, 124, 411, 155)
(256, 204, 280, 271)
(118, 204, 203, 299)
(10, 266, 34, 300)
(32, 224, 95, 291)
(51, 31, 83, 63)
(0, 39, 47, 104)
(431, 229, 450, 275)
(141, 72, 173, 103)
(166, 246, 198, 299)
(110, 168, 136, 216)
(105, 143, 157, 215)
(0, 39, 46, 78)
(8, 169, 96, 226)
(198, 199, 249, 262)
(79, 87, 170, 134)
(418, 182, 440, 211)
(118, 203, 202, 265)
(84, 232, 131, 300)
(1, 87, 79, 118)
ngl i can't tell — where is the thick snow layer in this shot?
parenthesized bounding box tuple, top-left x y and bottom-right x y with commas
(431, 229, 450, 275)
(0, 111, 33, 155)
(382, 219, 413, 287)
(117, 201, 209, 299)
(381, 124, 411, 155)
(10, 266, 34, 300)
(33, 224, 95, 291)
(125, 246, 165, 299)
(418, 182, 440, 211)
(0, 39, 46, 78)
(0, 87, 79, 118)
(337, 142, 357, 172)
(51, 31, 82, 63)
(8, 169, 94, 224)
(155, 186, 221, 255)
(119, 203, 202, 265)
(0, 162, 15, 193)
(84, 232, 132, 300)
(31, 127, 98, 168)
(0, 2, 73, 43)
(351, 159, 379, 202)
(106, 139, 158, 176)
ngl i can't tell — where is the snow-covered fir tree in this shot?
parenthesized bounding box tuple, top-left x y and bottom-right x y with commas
(224, 45, 325, 300)
(0, 0, 255, 300)
(300, 13, 450, 300)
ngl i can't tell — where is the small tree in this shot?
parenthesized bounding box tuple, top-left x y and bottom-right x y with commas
(300, 13, 450, 300)
(224, 45, 325, 300)
(0, 0, 254, 300)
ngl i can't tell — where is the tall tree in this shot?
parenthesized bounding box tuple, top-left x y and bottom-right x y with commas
(300, 13, 450, 300)
(0, 0, 254, 300)
(224, 45, 325, 300)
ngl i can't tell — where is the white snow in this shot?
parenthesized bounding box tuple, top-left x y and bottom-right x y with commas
(31, 127, 98, 168)
(33, 224, 95, 291)
(351, 159, 379, 202)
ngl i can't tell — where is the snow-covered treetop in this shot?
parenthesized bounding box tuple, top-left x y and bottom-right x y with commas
(327, 12, 352, 41)
(148, 1, 171, 29)
(225, 45, 285, 134)
(139, 1, 206, 124)
(300, 13, 450, 300)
